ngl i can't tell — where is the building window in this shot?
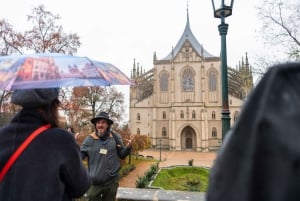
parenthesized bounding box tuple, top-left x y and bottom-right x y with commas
(212, 127, 217, 137)
(163, 111, 166, 119)
(192, 110, 196, 119)
(160, 71, 169, 91)
(209, 70, 217, 91)
(212, 111, 216, 120)
(137, 113, 140, 120)
(137, 128, 140, 135)
(234, 111, 239, 122)
(180, 110, 184, 119)
(162, 127, 167, 137)
(181, 68, 194, 91)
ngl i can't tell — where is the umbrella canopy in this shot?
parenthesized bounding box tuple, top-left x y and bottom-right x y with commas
(0, 53, 133, 90)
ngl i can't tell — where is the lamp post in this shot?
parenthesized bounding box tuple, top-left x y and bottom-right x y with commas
(211, 0, 234, 141)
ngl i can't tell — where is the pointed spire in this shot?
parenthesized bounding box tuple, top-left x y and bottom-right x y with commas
(186, 0, 190, 29)
(153, 51, 157, 62)
(161, 4, 216, 60)
(185, 1, 191, 35)
(133, 58, 136, 79)
(245, 52, 249, 65)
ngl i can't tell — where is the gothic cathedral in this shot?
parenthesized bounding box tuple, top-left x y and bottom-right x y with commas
(128, 10, 253, 152)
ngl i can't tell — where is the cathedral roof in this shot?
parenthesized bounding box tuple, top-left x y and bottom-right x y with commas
(161, 9, 216, 60)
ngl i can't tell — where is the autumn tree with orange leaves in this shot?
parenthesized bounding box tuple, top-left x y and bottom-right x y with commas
(60, 86, 127, 135)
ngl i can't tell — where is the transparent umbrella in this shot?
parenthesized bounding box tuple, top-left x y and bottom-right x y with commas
(0, 53, 133, 90)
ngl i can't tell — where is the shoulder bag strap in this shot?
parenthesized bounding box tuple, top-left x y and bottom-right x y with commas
(0, 124, 51, 182)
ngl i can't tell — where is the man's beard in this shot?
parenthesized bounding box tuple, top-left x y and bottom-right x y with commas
(96, 128, 110, 141)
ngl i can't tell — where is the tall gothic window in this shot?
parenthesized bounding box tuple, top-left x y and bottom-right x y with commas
(137, 128, 140, 135)
(181, 68, 194, 91)
(209, 70, 217, 91)
(192, 110, 196, 119)
(163, 111, 166, 119)
(137, 113, 140, 120)
(180, 110, 184, 119)
(162, 127, 167, 137)
(234, 111, 239, 122)
(212, 111, 216, 120)
(160, 71, 169, 91)
(212, 127, 217, 137)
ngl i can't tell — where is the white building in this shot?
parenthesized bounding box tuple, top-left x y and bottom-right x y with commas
(129, 10, 253, 152)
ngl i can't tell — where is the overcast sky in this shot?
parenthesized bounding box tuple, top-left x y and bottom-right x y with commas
(0, 0, 263, 122)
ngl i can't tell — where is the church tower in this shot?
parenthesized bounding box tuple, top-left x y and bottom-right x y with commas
(129, 8, 252, 151)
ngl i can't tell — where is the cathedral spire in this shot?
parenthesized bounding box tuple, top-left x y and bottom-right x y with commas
(132, 58, 136, 79)
(186, 0, 190, 29)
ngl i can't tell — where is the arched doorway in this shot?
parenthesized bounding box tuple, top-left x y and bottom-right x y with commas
(180, 126, 197, 150)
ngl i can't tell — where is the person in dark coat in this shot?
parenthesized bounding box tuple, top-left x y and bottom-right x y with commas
(81, 111, 132, 201)
(206, 62, 300, 201)
(0, 88, 90, 201)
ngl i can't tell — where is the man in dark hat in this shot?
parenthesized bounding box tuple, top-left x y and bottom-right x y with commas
(0, 88, 90, 201)
(80, 111, 132, 201)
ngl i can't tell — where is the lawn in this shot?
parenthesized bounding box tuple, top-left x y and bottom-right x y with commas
(150, 166, 209, 192)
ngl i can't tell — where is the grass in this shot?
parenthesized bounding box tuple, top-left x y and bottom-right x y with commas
(151, 166, 209, 192)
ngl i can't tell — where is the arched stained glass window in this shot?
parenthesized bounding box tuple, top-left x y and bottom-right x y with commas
(160, 71, 169, 91)
(209, 70, 217, 91)
(182, 68, 194, 91)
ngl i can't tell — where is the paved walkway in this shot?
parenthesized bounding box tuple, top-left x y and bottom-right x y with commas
(119, 149, 218, 188)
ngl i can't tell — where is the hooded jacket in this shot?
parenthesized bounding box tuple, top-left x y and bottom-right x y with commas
(0, 109, 90, 201)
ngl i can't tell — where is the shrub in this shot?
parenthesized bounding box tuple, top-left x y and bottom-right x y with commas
(136, 176, 148, 188)
(119, 163, 135, 178)
(135, 163, 160, 188)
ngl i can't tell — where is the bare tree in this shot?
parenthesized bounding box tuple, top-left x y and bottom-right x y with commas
(24, 5, 80, 54)
(0, 5, 82, 125)
(0, 4, 80, 55)
(0, 20, 25, 55)
(257, 0, 300, 60)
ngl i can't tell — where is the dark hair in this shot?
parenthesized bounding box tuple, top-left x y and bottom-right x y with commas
(40, 98, 61, 128)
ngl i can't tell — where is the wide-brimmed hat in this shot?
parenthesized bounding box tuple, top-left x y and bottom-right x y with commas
(11, 88, 59, 108)
(91, 111, 113, 125)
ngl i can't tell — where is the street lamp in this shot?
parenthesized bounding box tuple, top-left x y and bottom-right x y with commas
(211, 0, 234, 141)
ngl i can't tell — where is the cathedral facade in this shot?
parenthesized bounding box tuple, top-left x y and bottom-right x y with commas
(128, 12, 253, 152)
